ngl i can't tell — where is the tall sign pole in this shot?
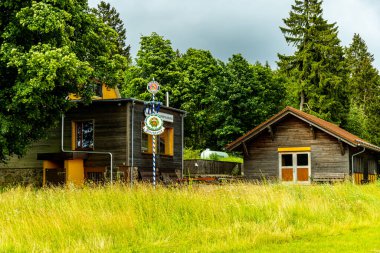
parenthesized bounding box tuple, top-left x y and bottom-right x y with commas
(143, 79, 164, 187)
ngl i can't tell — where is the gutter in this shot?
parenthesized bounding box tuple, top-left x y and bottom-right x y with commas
(61, 114, 114, 184)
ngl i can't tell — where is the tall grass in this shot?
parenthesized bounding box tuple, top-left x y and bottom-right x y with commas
(1, 183, 380, 252)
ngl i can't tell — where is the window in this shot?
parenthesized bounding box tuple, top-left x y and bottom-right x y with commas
(93, 83, 103, 97)
(141, 125, 174, 156)
(297, 154, 308, 166)
(73, 121, 94, 150)
(279, 150, 311, 183)
(85, 167, 105, 184)
(158, 128, 174, 155)
(281, 154, 293, 166)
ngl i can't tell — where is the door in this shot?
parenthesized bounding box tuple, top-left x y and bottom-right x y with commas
(279, 152, 310, 183)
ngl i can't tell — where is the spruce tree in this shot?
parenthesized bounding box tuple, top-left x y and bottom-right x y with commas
(92, 1, 131, 61)
(345, 34, 379, 107)
(278, 0, 348, 125)
(345, 34, 380, 144)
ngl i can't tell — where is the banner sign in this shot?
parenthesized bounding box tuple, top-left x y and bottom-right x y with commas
(143, 114, 165, 135)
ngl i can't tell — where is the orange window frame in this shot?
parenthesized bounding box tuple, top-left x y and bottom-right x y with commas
(141, 123, 174, 156)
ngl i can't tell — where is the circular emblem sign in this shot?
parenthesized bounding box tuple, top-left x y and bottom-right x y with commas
(147, 81, 160, 95)
(143, 114, 165, 135)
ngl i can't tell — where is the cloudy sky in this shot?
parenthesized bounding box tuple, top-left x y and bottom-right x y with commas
(88, 0, 380, 70)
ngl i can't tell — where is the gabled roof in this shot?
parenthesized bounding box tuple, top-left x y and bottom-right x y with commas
(226, 106, 380, 152)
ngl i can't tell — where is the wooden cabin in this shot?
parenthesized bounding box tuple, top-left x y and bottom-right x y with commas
(226, 106, 380, 184)
(0, 84, 185, 186)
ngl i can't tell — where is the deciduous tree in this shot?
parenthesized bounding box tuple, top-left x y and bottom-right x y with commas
(176, 48, 221, 148)
(0, 0, 128, 162)
(213, 54, 286, 148)
(122, 32, 181, 103)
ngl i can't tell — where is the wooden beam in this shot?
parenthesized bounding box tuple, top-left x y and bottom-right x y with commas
(267, 126, 274, 141)
(242, 142, 249, 157)
(338, 140, 345, 156)
(278, 147, 311, 152)
(310, 125, 316, 140)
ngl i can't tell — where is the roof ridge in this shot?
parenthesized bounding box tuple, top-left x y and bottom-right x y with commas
(226, 106, 380, 152)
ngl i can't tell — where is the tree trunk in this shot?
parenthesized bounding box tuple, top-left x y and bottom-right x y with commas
(300, 91, 305, 111)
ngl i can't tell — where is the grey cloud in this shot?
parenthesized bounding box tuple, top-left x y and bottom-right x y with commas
(89, 0, 380, 70)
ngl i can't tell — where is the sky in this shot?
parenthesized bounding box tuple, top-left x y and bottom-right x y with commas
(88, 0, 380, 70)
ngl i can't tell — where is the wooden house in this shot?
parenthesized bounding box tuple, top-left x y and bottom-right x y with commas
(226, 106, 380, 184)
(0, 84, 185, 186)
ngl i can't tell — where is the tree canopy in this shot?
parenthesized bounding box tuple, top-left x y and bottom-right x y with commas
(278, 0, 349, 125)
(344, 34, 380, 145)
(0, 0, 128, 162)
(1, 0, 379, 157)
(212, 55, 285, 147)
(122, 32, 181, 103)
(92, 1, 131, 61)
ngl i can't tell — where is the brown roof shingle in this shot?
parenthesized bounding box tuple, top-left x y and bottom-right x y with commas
(226, 106, 380, 152)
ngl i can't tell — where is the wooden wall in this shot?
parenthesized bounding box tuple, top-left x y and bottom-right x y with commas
(351, 148, 379, 183)
(131, 102, 183, 176)
(64, 101, 128, 168)
(0, 129, 61, 169)
(243, 115, 350, 180)
(0, 99, 185, 183)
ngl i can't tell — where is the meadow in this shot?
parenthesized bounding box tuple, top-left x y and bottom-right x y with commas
(1, 182, 380, 252)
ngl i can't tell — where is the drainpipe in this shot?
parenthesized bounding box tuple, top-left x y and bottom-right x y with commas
(351, 146, 365, 185)
(61, 114, 114, 184)
(181, 112, 187, 179)
(130, 100, 135, 188)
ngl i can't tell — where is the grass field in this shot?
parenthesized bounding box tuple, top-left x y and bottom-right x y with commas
(1, 182, 380, 252)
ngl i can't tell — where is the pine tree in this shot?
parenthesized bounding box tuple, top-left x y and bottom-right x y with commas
(345, 34, 379, 107)
(278, 0, 348, 125)
(345, 34, 380, 144)
(92, 1, 131, 61)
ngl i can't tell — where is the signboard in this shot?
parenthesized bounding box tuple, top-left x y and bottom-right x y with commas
(143, 114, 165, 135)
(158, 112, 174, 123)
(144, 109, 173, 123)
(147, 80, 160, 95)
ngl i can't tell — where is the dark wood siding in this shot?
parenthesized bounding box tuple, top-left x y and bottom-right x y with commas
(64, 102, 128, 168)
(0, 99, 185, 183)
(131, 102, 183, 175)
(244, 115, 350, 180)
(0, 129, 61, 169)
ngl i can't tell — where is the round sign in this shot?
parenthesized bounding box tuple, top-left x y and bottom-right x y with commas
(143, 114, 165, 135)
(147, 80, 160, 95)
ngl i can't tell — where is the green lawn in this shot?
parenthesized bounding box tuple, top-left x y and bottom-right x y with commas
(0, 183, 380, 252)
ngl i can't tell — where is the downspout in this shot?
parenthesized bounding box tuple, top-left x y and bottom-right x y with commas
(130, 100, 135, 188)
(61, 114, 114, 184)
(181, 112, 187, 179)
(351, 146, 365, 185)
